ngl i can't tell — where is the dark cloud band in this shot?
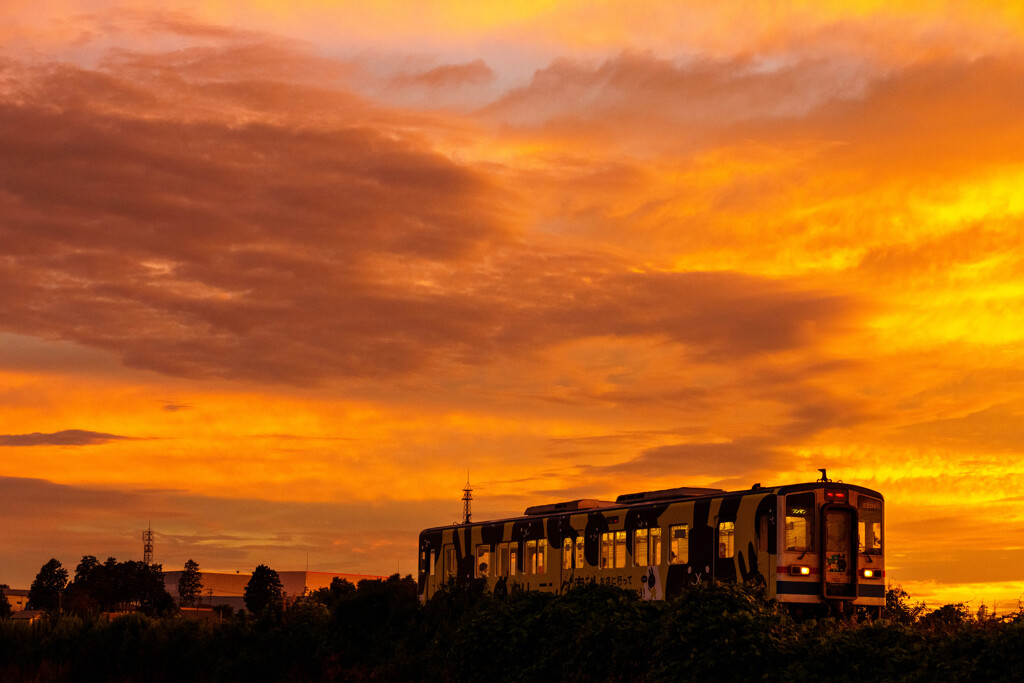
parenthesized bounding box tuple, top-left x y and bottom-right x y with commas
(0, 430, 133, 447)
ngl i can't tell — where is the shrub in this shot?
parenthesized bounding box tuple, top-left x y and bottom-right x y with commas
(649, 581, 798, 681)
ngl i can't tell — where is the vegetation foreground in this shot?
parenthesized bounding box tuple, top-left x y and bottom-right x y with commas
(2, 578, 1022, 682)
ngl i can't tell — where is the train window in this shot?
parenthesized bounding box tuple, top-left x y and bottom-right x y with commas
(718, 521, 735, 558)
(858, 496, 883, 555)
(525, 539, 548, 574)
(443, 546, 455, 576)
(615, 531, 627, 567)
(669, 524, 689, 564)
(600, 531, 627, 569)
(497, 542, 518, 576)
(563, 538, 573, 570)
(785, 492, 815, 552)
(428, 549, 435, 577)
(634, 529, 649, 568)
(476, 545, 491, 577)
(575, 537, 585, 569)
(633, 528, 663, 566)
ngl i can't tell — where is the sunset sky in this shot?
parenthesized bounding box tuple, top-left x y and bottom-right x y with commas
(2, 1, 1023, 611)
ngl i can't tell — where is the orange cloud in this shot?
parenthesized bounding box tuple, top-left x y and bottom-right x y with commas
(390, 59, 494, 89)
(1, 6, 1023, 609)
(0, 430, 135, 447)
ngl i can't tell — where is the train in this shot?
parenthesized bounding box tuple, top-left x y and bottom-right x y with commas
(418, 474, 884, 616)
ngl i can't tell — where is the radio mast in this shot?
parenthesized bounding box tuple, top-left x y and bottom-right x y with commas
(462, 476, 473, 525)
(143, 523, 154, 565)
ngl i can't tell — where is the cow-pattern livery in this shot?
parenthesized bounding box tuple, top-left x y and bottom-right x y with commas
(419, 482, 885, 612)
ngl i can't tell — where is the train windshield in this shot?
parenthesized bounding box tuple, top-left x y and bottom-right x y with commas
(858, 496, 883, 555)
(785, 492, 815, 552)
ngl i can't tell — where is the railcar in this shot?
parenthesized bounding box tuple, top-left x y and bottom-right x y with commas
(418, 476, 884, 616)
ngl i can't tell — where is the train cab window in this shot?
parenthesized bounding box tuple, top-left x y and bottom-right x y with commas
(443, 546, 455, 576)
(427, 549, 435, 577)
(575, 537, 585, 569)
(526, 539, 548, 574)
(633, 528, 663, 566)
(669, 524, 689, 564)
(858, 496, 883, 555)
(600, 531, 627, 568)
(785, 492, 815, 552)
(718, 521, 735, 559)
(476, 545, 491, 577)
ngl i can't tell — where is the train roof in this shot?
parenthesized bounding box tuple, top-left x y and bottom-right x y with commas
(420, 480, 884, 534)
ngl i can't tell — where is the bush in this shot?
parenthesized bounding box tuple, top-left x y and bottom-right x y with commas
(782, 619, 927, 681)
(2, 579, 1022, 682)
(449, 582, 662, 682)
(649, 581, 798, 681)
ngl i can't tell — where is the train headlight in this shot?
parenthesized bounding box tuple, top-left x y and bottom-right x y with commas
(789, 565, 811, 576)
(861, 569, 880, 579)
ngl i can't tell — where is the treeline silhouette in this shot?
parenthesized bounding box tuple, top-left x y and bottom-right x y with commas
(2, 576, 1023, 681)
(28, 556, 176, 616)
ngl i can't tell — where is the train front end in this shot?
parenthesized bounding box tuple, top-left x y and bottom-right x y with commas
(774, 483, 885, 617)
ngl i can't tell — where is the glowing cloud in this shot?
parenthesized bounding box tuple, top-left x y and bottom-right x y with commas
(0, 2, 1022, 611)
(0, 430, 135, 447)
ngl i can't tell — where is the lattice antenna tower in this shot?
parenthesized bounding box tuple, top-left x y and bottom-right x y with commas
(462, 475, 473, 525)
(143, 523, 154, 565)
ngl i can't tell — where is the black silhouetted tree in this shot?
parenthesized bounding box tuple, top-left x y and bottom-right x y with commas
(73, 555, 101, 584)
(64, 555, 103, 614)
(178, 559, 204, 607)
(919, 602, 972, 632)
(244, 564, 284, 616)
(61, 556, 174, 615)
(309, 576, 355, 610)
(119, 560, 175, 614)
(99, 556, 120, 608)
(28, 558, 68, 612)
(0, 587, 12, 619)
(884, 583, 925, 624)
(332, 574, 420, 664)
(329, 575, 356, 596)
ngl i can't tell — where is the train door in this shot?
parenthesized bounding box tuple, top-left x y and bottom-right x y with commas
(822, 507, 856, 598)
(560, 537, 572, 590)
(559, 536, 584, 591)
